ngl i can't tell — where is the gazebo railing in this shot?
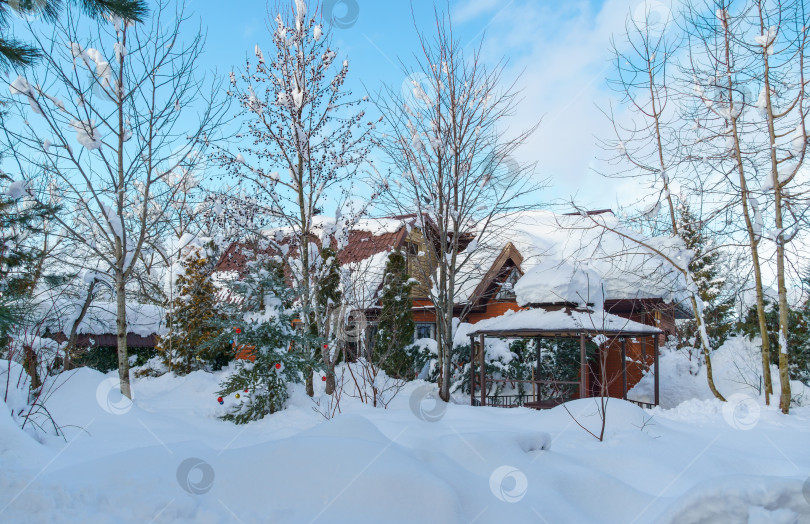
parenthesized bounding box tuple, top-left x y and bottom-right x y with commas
(626, 398, 656, 409)
(471, 379, 580, 408)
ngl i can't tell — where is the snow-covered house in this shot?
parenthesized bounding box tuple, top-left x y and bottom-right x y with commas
(215, 209, 690, 405)
(41, 300, 166, 369)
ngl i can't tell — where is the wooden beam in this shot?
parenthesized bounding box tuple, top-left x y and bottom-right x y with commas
(579, 333, 587, 399)
(653, 334, 660, 406)
(535, 337, 542, 403)
(640, 311, 647, 362)
(469, 335, 475, 406)
(479, 334, 486, 407)
(621, 337, 628, 400)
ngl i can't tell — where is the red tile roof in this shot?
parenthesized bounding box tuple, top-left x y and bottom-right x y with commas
(337, 228, 407, 264)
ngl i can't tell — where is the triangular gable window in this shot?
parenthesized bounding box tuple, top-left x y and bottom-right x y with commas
(496, 267, 521, 299)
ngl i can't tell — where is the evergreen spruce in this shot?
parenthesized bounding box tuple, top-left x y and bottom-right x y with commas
(374, 250, 416, 379)
(0, 0, 147, 70)
(0, 176, 54, 344)
(216, 256, 318, 424)
(739, 299, 809, 386)
(157, 248, 230, 374)
(676, 201, 734, 348)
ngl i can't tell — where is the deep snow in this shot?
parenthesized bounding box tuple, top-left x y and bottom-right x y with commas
(1, 355, 809, 523)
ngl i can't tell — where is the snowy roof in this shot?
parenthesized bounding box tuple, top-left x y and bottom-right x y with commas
(461, 210, 689, 308)
(342, 250, 396, 310)
(218, 209, 689, 312)
(43, 301, 166, 338)
(468, 307, 662, 337)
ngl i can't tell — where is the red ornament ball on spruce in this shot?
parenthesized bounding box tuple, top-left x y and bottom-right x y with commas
(321, 376, 327, 382)
(323, 343, 328, 349)
(244, 389, 248, 393)
(235, 327, 241, 334)
(275, 363, 282, 370)
(217, 397, 223, 402)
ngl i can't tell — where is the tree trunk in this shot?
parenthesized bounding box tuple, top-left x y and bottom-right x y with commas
(757, 28, 791, 413)
(774, 187, 792, 414)
(115, 269, 132, 399)
(723, 24, 774, 404)
(64, 278, 96, 371)
(690, 294, 725, 402)
(23, 345, 41, 390)
(323, 343, 335, 395)
(440, 303, 453, 401)
(115, 31, 131, 400)
(305, 367, 314, 397)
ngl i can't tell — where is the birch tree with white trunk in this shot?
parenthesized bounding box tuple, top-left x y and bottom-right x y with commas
(1, 0, 226, 397)
(600, 4, 726, 400)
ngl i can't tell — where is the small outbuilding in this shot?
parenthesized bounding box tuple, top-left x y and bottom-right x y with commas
(467, 306, 662, 409)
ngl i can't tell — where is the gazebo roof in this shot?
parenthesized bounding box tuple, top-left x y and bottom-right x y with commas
(468, 307, 662, 338)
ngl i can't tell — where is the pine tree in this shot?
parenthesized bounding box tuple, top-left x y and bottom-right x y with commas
(374, 250, 416, 379)
(676, 201, 734, 349)
(739, 300, 809, 387)
(216, 255, 318, 424)
(0, 176, 54, 343)
(157, 248, 230, 374)
(0, 0, 147, 70)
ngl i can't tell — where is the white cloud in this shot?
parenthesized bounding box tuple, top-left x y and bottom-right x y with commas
(453, 0, 501, 23)
(455, 0, 656, 209)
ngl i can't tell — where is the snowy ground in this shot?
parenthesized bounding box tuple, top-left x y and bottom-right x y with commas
(2, 352, 809, 523)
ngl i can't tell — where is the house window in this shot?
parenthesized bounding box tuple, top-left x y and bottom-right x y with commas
(414, 322, 436, 341)
(496, 268, 521, 300)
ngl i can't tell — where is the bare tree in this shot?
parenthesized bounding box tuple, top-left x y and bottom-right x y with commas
(376, 9, 541, 401)
(1, 0, 226, 397)
(211, 0, 376, 395)
(681, 0, 810, 412)
(599, 5, 727, 400)
(747, 0, 808, 413)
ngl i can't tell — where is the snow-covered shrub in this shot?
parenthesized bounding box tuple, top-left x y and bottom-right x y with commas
(215, 257, 318, 424)
(1, 358, 64, 438)
(157, 248, 232, 374)
(631, 336, 809, 408)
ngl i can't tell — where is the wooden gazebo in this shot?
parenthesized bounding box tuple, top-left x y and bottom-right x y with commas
(468, 307, 662, 409)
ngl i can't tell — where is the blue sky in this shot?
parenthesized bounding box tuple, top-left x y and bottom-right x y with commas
(189, 0, 651, 211)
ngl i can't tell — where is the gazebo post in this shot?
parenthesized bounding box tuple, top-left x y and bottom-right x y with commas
(653, 334, 660, 406)
(579, 333, 588, 399)
(640, 311, 647, 362)
(469, 335, 475, 406)
(621, 337, 628, 400)
(479, 334, 486, 407)
(535, 337, 542, 403)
